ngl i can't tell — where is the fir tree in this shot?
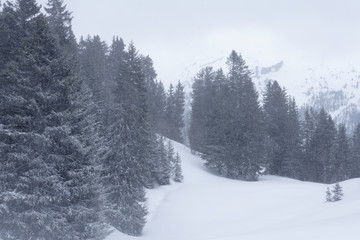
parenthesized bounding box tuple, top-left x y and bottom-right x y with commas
(154, 136, 171, 185)
(1, 1, 107, 238)
(325, 187, 332, 202)
(173, 81, 185, 142)
(167, 139, 176, 176)
(173, 153, 184, 183)
(350, 123, 360, 178)
(190, 51, 264, 181)
(101, 41, 150, 235)
(331, 124, 351, 182)
(78, 35, 110, 128)
(331, 183, 344, 201)
(306, 108, 336, 183)
(263, 80, 290, 176)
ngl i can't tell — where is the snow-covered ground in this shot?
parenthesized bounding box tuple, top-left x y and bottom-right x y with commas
(107, 140, 360, 240)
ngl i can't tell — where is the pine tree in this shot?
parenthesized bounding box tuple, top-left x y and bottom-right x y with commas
(331, 124, 351, 182)
(101, 41, 155, 235)
(173, 153, 184, 183)
(167, 139, 176, 176)
(305, 108, 336, 183)
(154, 136, 171, 185)
(331, 183, 344, 201)
(223, 51, 264, 180)
(78, 35, 110, 128)
(1, 1, 107, 238)
(173, 81, 185, 142)
(45, 0, 76, 53)
(190, 51, 264, 181)
(153, 80, 167, 135)
(302, 107, 317, 181)
(263, 80, 289, 175)
(189, 67, 215, 153)
(350, 123, 360, 178)
(0, 2, 60, 239)
(283, 97, 303, 179)
(325, 187, 332, 202)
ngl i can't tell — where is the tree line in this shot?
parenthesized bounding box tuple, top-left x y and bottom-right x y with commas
(189, 50, 360, 183)
(0, 0, 183, 239)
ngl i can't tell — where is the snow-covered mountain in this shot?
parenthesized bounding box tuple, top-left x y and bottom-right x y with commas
(253, 61, 360, 133)
(107, 140, 360, 240)
(180, 56, 360, 134)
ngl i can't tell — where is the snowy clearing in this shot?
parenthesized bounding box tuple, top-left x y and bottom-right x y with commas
(107, 140, 360, 240)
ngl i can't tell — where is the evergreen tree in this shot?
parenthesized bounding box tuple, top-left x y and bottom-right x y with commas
(331, 124, 351, 182)
(167, 139, 176, 176)
(173, 152, 184, 183)
(263, 81, 289, 175)
(283, 97, 303, 179)
(45, 0, 77, 53)
(263, 81, 302, 179)
(101, 41, 156, 235)
(189, 67, 217, 154)
(173, 81, 185, 142)
(154, 136, 171, 185)
(305, 108, 336, 183)
(302, 107, 317, 181)
(190, 51, 264, 181)
(325, 187, 332, 202)
(350, 123, 360, 178)
(331, 183, 344, 201)
(0, 1, 107, 238)
(78, 35, 110, 127)
(152, 80, 167, 135)
(164, 83, 175, 137)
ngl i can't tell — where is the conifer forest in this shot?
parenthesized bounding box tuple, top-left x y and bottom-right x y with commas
(0, 0, 359, 239)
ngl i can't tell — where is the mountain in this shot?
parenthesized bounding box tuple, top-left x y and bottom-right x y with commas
(254, 61, 360, 133)
(179, 56, 360, 134)
(106, 140, 360, 240)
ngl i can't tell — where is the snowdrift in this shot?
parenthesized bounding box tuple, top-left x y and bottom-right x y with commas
(107, 140, 360, 240)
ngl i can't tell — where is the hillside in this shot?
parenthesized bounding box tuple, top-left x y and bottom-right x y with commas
(107, 140, 360, 240)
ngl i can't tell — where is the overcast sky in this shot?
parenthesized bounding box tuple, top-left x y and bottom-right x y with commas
(37, 0, 360, 85)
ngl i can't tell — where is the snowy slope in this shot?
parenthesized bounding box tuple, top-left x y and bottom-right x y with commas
(106, 141, 360, 240)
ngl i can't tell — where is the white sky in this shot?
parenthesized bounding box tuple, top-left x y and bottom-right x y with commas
(36, 0, 360, 86)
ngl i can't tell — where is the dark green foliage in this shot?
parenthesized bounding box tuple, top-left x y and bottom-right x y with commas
(331, 124, 351, 182)
(325, 187, 332, 202)
(161, 82, 186, 142)
(169, 81, 185, 142)
(0, 0, 108, 239)
(0, 0, 181, 238)
(350, 124, 360, 178)
(78, 35, 110, 128)
(190, 51, 264, 181)
(302, 108, 337, 183)
(154, 136, 171, 185)
(263, 81, 302, 179)
(189, 67, 216, 154)
(98, 41, 150, 235)
(326, 183, 344, 202)
(145, 70, 185, 143)
(332, 183, 344, 201)
(301, 107, 358, 183)
(78, 34, 182, 236)
(173, 152, 184, 183)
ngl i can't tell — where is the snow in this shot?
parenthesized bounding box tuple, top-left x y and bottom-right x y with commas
(106, 140, 360, 240)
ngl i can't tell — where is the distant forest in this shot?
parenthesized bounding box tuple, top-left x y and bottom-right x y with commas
(0, 0, 360, 240)
(189, 51, 360, 183)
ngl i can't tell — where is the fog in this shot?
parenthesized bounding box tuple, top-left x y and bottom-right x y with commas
(37, 0, 360, 85)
